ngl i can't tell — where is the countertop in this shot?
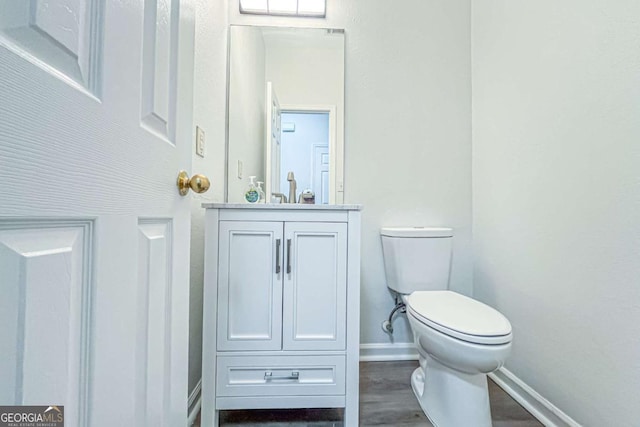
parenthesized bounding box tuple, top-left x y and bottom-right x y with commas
(202, 203, 363, 211)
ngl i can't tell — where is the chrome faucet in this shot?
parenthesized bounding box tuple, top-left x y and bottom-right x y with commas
(287, 171, 297, 204)
(271, 192, 287, 203)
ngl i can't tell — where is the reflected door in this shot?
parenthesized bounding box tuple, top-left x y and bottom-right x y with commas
(265, 81, 281, 201)
(313, 145, 330, 204)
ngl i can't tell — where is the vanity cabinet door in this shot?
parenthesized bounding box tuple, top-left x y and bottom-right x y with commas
(217, 221, 284, 351)
(282, 222, 348, 351)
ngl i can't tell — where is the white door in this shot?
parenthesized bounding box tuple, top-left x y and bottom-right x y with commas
(265, 81, 281, 201)
(312, 145, 330, 204)
(217, 221, 283, 351)
(282, 222, 347, 351)
(0, 1, 198, 426)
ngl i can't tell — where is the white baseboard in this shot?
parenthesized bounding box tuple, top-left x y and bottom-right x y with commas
(359, 342, 419, 362)
(489, 368, 581, 427)
(187, 379, 202, 427)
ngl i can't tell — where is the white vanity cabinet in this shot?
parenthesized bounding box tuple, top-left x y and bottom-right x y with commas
(201, 204, 361, 427)
(217, 221, 347, 352)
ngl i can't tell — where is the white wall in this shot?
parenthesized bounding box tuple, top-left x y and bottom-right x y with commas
(472, 1, 640, 425)
(264, 29, 344, 110)
(342, 0, 472, 346)
(227, 26, 266, 202)
(227, 0, 472, 347)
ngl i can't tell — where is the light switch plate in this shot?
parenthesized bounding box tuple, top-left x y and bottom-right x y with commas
(196, 126, 205, 157)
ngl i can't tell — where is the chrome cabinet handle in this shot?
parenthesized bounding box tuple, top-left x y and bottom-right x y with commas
(286, 239, 292, 274)
(275, 239, 281, 274)
(264, 371, 299, 381)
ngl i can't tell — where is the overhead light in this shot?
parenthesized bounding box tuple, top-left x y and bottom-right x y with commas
(297, 0, 326, 16)
(238, 0, 268, 14)
(239, 0, 326, 17)
(269, 0, 297, 14)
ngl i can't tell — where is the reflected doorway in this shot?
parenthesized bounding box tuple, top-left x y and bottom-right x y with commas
(280, 111, 331, 204)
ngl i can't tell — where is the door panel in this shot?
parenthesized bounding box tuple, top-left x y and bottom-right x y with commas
(217, 222, 283, 351)
(136, 219, 173, 427)
(283, 222, 347, 351)
(313, 145, 330, 205)
(0, 0, 195, 425)
(141, 0, 178, 140)
(0, 220, 93, 426)
(0, 0, 103, 95)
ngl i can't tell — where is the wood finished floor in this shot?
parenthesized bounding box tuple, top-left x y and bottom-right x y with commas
(195, 361, 543, 427)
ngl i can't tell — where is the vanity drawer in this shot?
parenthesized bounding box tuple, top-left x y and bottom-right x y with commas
(216, 355, 345, 397)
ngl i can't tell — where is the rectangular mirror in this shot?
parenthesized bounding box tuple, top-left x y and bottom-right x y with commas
(226, 25, 345, 204)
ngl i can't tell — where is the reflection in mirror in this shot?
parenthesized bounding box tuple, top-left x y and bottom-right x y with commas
(226, 25, 345, 204)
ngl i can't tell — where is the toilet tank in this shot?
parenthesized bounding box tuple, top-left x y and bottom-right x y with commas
(380, 227, 453, 294)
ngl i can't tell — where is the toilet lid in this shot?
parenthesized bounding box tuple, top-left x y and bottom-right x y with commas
(406, 291, 512, 345)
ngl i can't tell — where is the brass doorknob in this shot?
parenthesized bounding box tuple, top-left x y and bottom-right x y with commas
(177, 171, 210, 196)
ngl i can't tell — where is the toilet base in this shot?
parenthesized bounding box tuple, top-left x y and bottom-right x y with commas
(411, 355, 493, 427)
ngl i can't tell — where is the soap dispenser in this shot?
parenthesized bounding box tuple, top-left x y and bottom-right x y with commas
(244, 176, 259, 204)
(256, 181, 266, 203)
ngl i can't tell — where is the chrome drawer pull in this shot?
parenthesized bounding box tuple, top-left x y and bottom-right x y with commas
(264, 371, 300, 381)
(275, 239, 281, 274)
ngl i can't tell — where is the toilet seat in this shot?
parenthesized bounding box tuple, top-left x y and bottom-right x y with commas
(406, 291, 512, 345)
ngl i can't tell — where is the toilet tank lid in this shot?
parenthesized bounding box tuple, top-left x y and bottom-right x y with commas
(380, 227, 453, 238)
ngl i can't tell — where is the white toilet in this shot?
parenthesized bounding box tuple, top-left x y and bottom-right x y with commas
(380, 227, 512, 427)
